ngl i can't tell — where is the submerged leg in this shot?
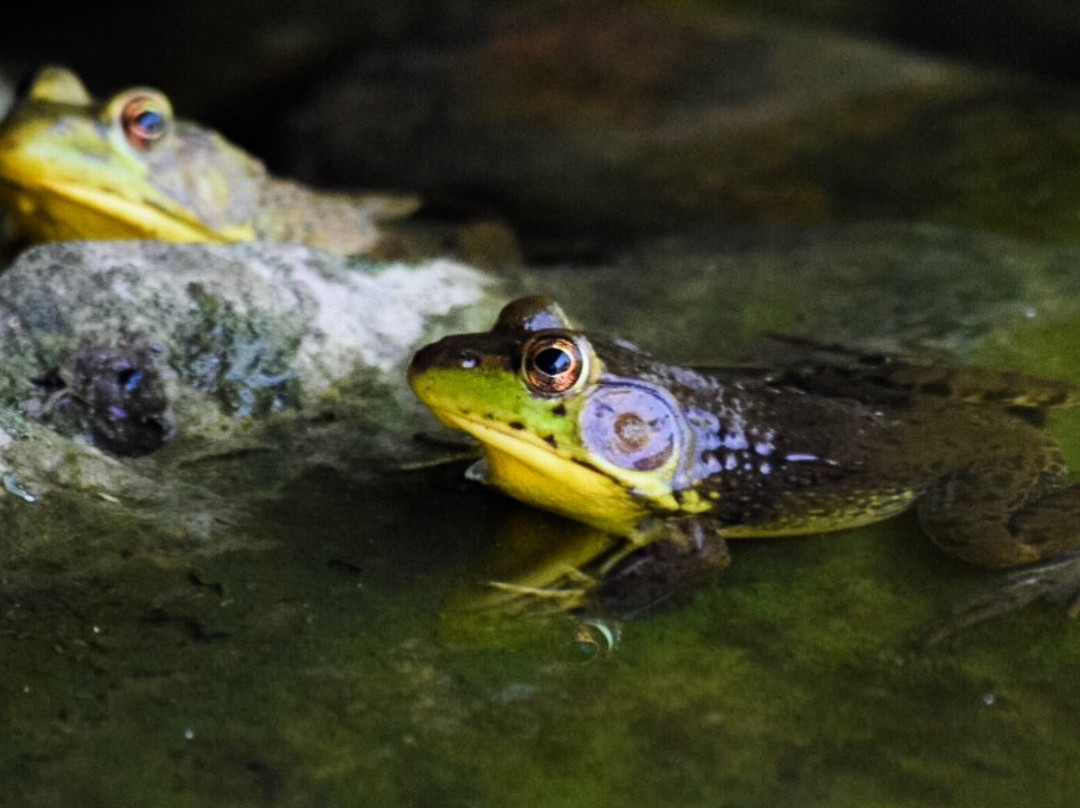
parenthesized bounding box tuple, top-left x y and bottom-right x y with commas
(917, 445, 1080, 639)
(924, 550, 1080, 646)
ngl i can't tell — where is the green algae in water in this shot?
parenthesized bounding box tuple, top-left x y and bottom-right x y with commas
(5, 388, 1080, 807)
(6, 241, 1080, 806)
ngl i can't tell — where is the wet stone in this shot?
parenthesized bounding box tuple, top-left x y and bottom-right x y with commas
(0, 240, 498, 424)
(0, 240, 500, 544)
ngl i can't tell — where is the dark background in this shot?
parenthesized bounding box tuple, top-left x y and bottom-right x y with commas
(4, 0, 1078, 260)
(4, 0, 1077, 164)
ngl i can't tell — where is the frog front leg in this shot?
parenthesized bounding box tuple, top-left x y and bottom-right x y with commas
(592, 519, 732, 618)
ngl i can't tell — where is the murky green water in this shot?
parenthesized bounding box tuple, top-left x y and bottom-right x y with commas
(3, 225, 1080, 807)
(4, 0, 1080, 802)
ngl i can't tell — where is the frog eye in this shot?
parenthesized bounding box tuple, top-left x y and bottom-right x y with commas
(521, 335, 586, 395)
(119, 94, 172, 152)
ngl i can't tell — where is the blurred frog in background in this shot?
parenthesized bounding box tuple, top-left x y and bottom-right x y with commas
(0, 66, 426, 256)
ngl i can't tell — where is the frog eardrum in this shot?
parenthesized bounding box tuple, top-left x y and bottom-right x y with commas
(580, 384, 683, 472)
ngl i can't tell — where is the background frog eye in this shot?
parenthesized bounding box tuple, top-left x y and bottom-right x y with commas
(120, 95, 171, 151)
(523, 336, 584, 394)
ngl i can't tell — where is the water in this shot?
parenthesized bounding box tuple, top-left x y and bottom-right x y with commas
(6, 459, 1080, 806)
(3, 224, 1080, 806)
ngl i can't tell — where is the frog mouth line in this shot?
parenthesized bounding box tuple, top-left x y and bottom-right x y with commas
(0, 171, 237, 243)
(435, 410, 580, 479)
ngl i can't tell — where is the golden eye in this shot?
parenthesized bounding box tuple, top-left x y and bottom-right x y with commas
(522, 335, 585, 395)
(119, 94, 171, 152)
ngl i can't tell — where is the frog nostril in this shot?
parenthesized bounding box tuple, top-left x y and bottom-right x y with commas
(407, 342, 482, 375)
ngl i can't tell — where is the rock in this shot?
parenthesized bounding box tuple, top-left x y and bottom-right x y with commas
(508, 223, 1080, 370)
(0, 240, 498, 418)
(0, 240, 501, 549)
(279, 3, 964, 254)
(706, 0, 1080, 83)
(283, 2, 1080, 256)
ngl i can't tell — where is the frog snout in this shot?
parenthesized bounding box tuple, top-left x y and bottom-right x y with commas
(409, 339, 475, 377)
(408, 333, 514, 382)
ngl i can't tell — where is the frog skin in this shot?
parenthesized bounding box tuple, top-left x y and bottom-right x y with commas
(0, 66, 419, 253)
(409, 295, 1080, 579)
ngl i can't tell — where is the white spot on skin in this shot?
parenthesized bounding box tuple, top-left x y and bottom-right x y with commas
(754, 440, 774, 456)
(613, 338, 643, 352)
(785, 453, 819, 463)
(686, 408, 721, 451)
(725, 454, 739, 471)
(723, 431, 748, 451)
(760, 461, 771, 475)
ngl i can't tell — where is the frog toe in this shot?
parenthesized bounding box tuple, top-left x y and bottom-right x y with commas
(925, 550, 1080, 645)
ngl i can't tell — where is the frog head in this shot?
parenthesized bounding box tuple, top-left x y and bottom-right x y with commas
(0, 66, 263, 243)
(409, 296, 711, 537)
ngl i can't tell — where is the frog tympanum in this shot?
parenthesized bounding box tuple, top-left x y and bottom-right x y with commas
(0, 66, 419, 254)
(410, 296, 1080, 603)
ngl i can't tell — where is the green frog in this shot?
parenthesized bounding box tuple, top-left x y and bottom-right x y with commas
(409, 296, 1080, 596)
(0, 66, 420, 253)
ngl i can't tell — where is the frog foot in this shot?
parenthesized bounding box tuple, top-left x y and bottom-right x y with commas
(486, 566, 598, 605)
(925, 551, 1080, 646)
(593, 528, 731, 619)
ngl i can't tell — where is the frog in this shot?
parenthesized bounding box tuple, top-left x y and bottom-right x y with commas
(33, 336, 174, 457)
(0, 66, 420, 254)
(408, 295, 1080, 608)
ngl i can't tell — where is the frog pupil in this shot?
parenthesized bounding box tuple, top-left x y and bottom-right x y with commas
(535, 347, 571, 376)
(135, 110, 164, 136)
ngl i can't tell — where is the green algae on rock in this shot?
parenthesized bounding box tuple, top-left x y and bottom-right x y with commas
(0, 240, 500, 509)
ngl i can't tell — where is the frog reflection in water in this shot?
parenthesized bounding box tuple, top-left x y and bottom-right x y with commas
(410, 296, 1080, 612)
(0, 67, 419, 254)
